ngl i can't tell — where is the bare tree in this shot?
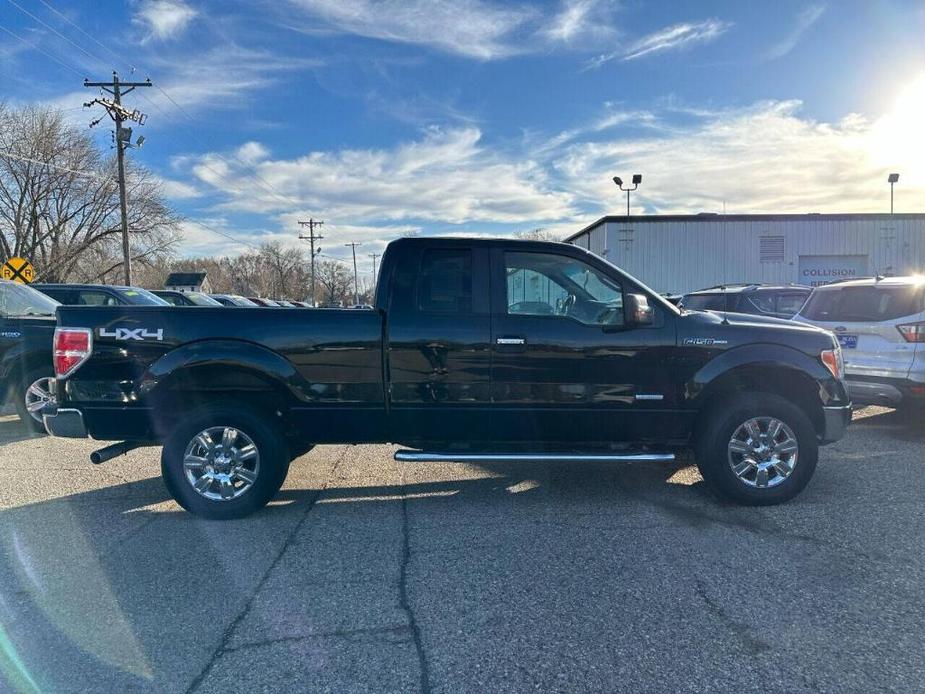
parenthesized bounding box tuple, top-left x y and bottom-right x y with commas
(0, 104, 180, 282)
(314, 259, 353, 306)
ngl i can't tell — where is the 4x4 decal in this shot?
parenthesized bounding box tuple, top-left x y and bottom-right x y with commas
(99, 327, 164, 341)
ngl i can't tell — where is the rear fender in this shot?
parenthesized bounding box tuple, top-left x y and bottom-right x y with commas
(137, 339, 311, 403)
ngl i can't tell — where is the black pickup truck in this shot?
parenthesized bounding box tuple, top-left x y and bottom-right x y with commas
(44, 237, 851, 519)
(1, 281, 58, 431)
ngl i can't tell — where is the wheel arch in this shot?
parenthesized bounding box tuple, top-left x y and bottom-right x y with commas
(139, 339, 309, 439)
(690, 345, 830, 439)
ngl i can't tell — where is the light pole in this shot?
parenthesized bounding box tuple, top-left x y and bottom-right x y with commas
(888, 173, 899, 214)
(613, 174, 642, 218)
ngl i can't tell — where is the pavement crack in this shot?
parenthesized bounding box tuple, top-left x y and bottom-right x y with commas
(397, 462, 433, 694)
(222, 625, 413, 653)
(694, 579, 771, 656)
(184, 448, 346, 694)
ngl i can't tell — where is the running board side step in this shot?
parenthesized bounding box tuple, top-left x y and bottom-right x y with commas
(394, 450, 675, 464)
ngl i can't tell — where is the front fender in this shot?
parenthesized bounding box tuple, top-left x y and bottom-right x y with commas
(688, 343, 848, 407)
(137, 339, 311, 403)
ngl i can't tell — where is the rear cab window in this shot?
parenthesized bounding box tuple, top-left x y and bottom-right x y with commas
(417, 249, 473, 314)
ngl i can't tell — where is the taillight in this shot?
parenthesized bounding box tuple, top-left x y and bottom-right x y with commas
(54, 327, 93, 378)
(897, 322, 925, 343)
(821, 347, 844, 380)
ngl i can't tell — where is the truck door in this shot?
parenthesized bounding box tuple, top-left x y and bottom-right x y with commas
(386, 244, 492, 444)
(489, 247, 679, 446)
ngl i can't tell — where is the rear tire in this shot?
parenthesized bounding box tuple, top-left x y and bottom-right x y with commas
(14, 367, 54, 434)
(161, 403, 290, 520)
(695, 393, 818, 505)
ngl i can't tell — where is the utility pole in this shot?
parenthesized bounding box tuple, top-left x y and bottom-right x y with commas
(298, 219, 324, 306)
(345, 242, 362, 305)
(369, 252, 380, 290)
(84, 72, 151, 286)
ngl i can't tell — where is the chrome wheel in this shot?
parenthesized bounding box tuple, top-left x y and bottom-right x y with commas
(727, 417, 798, 489)
(24, 377, 54, 423)
(183, 426, 260, 501)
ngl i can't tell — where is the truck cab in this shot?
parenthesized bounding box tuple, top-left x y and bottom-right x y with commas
(44, 237, 851, 519)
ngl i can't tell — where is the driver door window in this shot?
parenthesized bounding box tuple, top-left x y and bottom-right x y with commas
(504, 251, 623, 327)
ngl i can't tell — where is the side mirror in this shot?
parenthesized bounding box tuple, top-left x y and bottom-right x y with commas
(626, 293, 654, 327)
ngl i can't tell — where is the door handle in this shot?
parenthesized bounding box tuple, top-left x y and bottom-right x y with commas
(496, 337, 526, 345)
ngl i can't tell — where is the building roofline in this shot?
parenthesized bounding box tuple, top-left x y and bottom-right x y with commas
(564, 213, 925, 242)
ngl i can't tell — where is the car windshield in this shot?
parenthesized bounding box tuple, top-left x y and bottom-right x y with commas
(228, 295, 258, 306)
(120, 288, 171, 306)
(183, 292, 222, 306)
(0, 280, 60, 317)
(801, 284, 925, 322)
(682, 294, 729, 311)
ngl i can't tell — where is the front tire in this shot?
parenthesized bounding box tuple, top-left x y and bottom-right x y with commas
(161, 404, 290, 520)
(695, 393, 818, 505)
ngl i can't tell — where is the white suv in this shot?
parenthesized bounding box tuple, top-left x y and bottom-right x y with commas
(795, 276, 925, 408)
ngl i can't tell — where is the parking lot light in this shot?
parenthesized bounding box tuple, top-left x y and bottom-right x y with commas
(888, 173, 900, 214)
(613, 174, 643, 218)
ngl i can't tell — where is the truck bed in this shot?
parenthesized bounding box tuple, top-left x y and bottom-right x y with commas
(54, 305, 385, 440)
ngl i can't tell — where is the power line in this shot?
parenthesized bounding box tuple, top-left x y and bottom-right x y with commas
(0, 22, 85, 78)
(0, 150, 105, 179)
(36, 0, 135, 72)
(5, 0, 106, 68)
(8, 3, 307, 215)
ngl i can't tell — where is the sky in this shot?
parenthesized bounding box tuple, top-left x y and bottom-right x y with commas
(2, 0, 925, 271)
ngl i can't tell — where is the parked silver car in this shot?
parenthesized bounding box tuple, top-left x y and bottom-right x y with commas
(795, 276, 925, 408)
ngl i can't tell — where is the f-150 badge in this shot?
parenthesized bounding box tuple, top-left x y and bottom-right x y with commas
(683, 337, 728, 346)
(99, 327, 164, 341)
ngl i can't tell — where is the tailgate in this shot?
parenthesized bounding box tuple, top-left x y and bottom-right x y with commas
(810, 318, 916, 378)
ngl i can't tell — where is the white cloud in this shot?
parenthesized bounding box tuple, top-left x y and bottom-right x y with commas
(553, 100, 923, 215)
(184, 126, 576, 223)
(285, 0, 536, 60)
(134, 0, 198, 42)
(151, 173, 202, 200)
(765, 3, 827, 60)
(588, 18, 732, 67)
(171, 92, 925, 258)
(139, 45, 323, 121)
(539, 0, 618, 47)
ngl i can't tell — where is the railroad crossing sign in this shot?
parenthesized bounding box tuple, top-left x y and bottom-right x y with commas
(1, 257, 35, 284)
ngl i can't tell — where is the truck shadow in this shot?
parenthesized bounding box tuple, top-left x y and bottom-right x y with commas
(1, 446, 859, 691)
(0, 455, 716, 690)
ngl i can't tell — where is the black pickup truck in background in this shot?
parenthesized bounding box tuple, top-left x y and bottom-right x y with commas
(1, 281, 57, 431)
(43, 237, 852, 519)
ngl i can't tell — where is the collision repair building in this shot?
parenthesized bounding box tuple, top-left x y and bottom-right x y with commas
(565, 213, 925, 295)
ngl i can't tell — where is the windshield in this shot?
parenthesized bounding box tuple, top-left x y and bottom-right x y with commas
(183, 292, 222, 306)
(801, 284, 924, 322)
(227, 295, 258, 306)
(681, 294, 728, 311)
(120, 288, 171, 306)
(0, 280, 60, 317)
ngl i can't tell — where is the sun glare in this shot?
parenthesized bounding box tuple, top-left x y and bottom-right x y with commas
(871, 74, 925, 182)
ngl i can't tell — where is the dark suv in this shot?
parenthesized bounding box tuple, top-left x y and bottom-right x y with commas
(681, 284, 812, 319)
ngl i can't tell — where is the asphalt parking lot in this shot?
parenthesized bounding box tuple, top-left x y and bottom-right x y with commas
(0, 408, 923, 693)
